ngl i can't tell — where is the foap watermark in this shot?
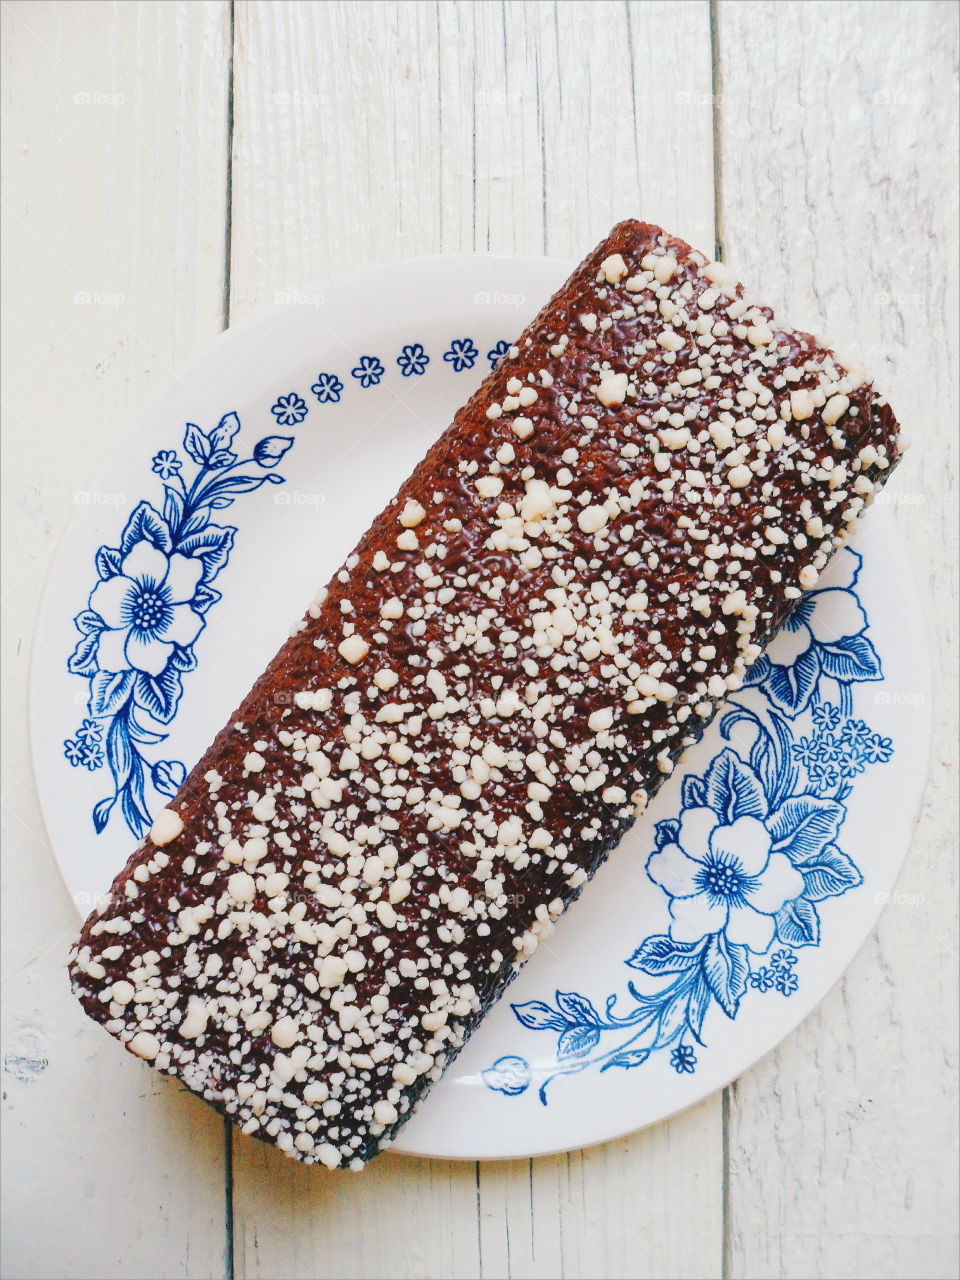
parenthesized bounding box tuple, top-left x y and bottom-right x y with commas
(873, 689, 926, 708)
(872, 488, 925, 507)
(874, 889, 926, 907)
(675, 90, 722, 107)
(74, 291, 125, 307)
(875, 290, 925, 307)
(274, 290, 326, 306)
(73, 90, 125, 107)
(473, 289, 526, 307)
(274, 490, 327, 508)
(74, 490, 125, 507)
(872, 90, 923, 107)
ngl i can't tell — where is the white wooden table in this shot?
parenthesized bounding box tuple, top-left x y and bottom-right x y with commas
(2, 3, 957, 1277)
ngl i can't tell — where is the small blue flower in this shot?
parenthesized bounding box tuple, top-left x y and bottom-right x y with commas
(792, 736, 820, 768)
(151, 450, 181, 480)
(749, 967, 776, 992)
(809, 760, 841, 792)
(351, 356, 385, 388)
(816, 732, 843, 762)
(670, 1044, 697, 1074)
(774, 969, 799, 997)
(63, 739, 84, 767)
(76, 718, 103, 746)
(80, 743, 104, 771)
(444, 338, 479, 372)
(864, 733, 894, 764)
(486, 339, 511, 369)
(311, 372, 344, 404)
(270, 393, 308, 426)
(812, 702, 841, 732)
(840, 718, 872, 744)
(770, 948, 797, 972)
(837, 747, 865, 780)
(396, 343, 429, 377)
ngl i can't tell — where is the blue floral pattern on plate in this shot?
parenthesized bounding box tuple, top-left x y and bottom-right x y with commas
(397, 343, 430, 377)
(482, 548, 893, 1103)
(443, 338, 479, 372)
(64, 413, 293, 837)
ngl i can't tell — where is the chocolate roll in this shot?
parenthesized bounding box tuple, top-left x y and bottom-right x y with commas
(69, 221, 901, 1168)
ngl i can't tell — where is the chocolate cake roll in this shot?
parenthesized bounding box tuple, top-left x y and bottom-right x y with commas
(69, 221, 901, 1168)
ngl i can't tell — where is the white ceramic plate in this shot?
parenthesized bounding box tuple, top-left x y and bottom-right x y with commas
(31, 255, 931, 1160)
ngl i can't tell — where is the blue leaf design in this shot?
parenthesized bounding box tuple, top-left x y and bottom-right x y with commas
(557, 1025, 601, 1059)
(600, 1049, 651, 1072)
(511, 1000, 567, 1032)
(702, 749, 768, 822)
(190, 583, 222, 615)
(482, 1055, 530, 1096)
(183, 422, 211, 466)
(94, 545, 123, 580)
(817, 634, 883, 682)
(767, 794, 844, 862)
(555, 990, 602, 1026)
(686, 975, 712, 1042)
(774, 896, 821, 947)
(133, 668, 183, 724)
(653, 817, 680, 850)
(152, 759, 186, 797)
(67, 631, 101, 676)
(200, 473, 270, 501)
(105, 713, 135, 789)
(701, 932, 750, 1018)
(795, 843, 863, 901)
(88, 670, 134, 717)
(92, 796, 115, 833)
(74, 610, 105, 636)
(681, 774, 707, 808)
(163, 485, 184, 529)
(764, 649, 821, 716)
(119, 501, 172, 555)
(626, 934, 705, 975)
(175, 524, 235, 583)
(208, 411, 241, 452)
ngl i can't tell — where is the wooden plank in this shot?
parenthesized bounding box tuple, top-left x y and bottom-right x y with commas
(1, 2, 232, 1276)
(715, 2, 959, 1276)
(228, 3, 720, 1277)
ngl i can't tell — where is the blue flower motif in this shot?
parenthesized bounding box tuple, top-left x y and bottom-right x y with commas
(646, 752, 806, 954)
(396, 343, 429, 377)
(749, 967, 776, 992)
(792, 735, 820, 769)
(774, 969, 799, 997)
(151, 450, 181, 480)
(443, 338, 479, 372)
(817, 732, 843, 762)
(88, 539, 205, 679)
(864, 733, 894, 763)
(63, 739, 84, 767)
(770, 948, 797, 971)
(351, 356, 385, 388)
(812, 702, 841, 732)
(311, 372, 344, 404)
(670, 1044, 698, 1074)
(253, 435, 294, 468)
(75, 718, 103, 746)
(837, 747, 865, 780)
(840, 718, 872, 744)
(809, 760, 841, 792)
(270, 393, 308, 426)
(80, 742, 104, 771)
(486, 339, 511, 369)
(748, 549, 882, 716)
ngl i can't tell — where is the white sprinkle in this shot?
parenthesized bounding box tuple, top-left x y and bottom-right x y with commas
(244, 751, 266, 774)
(149, 808, 183, 847)
(338, 635, 370, 664)
(594, 371, 629, 407)
(728, 464, 752, 489)
(399, 499, 426, 528)
(228, 871, 256, 904)
(588, 707, 614, 733)
(578, 505, 609, 534)
(129, 1031, 160, 1060)
(600, 252, 628, 284)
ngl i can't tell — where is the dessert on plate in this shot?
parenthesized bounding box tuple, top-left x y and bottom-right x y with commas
(69, 220, 901, 1168)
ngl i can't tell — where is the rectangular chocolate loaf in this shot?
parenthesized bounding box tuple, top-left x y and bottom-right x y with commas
(69, 221, 900, 1168)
